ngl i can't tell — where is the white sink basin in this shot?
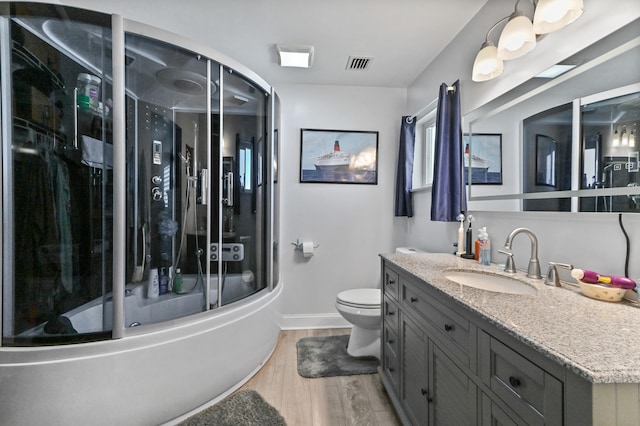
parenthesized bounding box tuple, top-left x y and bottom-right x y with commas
(443, 270, 537, 295)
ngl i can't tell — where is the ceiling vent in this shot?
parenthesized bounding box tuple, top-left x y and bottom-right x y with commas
(346, 56, 373, 71)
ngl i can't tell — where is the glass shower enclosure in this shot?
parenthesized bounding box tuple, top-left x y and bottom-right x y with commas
(0, 3, 278, 346)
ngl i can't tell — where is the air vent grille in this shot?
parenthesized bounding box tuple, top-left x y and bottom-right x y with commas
(346, 56, 373, 71)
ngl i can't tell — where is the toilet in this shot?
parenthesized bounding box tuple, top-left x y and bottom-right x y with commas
(335, 288, 381, 359)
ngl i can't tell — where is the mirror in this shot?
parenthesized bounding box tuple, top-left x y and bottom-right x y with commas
(466, 18, 640, 212)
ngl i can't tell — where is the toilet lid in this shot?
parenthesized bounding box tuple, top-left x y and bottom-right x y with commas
(337, 288, 381, 308)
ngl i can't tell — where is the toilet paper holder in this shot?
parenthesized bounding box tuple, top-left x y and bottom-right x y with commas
(291, 239, 319, 251)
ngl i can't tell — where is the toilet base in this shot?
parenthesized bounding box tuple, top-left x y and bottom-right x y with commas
(346, 326, 380, 359)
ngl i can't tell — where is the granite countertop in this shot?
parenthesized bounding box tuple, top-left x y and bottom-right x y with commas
(381, 252, 640, 384)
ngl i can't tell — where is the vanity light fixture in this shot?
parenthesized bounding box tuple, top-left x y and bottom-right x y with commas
(276, 44, 314, 68)
(533, 0, 584, 34)
(472, 17, 508, 82)
(612, 128, 621, 147)
(473, 0, 584, 82)
(497, 1, 536, 60)
(621, 126, 629, 147)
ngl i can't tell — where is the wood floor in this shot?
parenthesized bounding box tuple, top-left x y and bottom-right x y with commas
(240, 328, 401, 426)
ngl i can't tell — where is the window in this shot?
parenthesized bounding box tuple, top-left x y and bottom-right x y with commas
(412, 106, 437, 190)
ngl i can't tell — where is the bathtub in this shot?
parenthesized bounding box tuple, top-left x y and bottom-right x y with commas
(0, 277, 284, 425)
(18, 273, 260, 336)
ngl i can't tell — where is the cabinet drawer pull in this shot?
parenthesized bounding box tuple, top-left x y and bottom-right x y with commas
(389, 367, 395, 372)
(387, 338, 394, 344)
(420, 388, 433, 403)
(387, 310, 395, 316)
(509, 376, 521, 388)
(410, 297, 418, 303)
(444, 324, 454, 332)
(388, 279, 396, 285)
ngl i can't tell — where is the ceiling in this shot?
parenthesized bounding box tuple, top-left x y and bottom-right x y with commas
(61, 0, 488, 88)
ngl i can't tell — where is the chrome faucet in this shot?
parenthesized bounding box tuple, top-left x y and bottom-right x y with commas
(500, 228, 542, 279)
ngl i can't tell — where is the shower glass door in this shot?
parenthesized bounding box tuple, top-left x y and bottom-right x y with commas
(124, 33, 216, 327)
(1, 5, 113, 345)
(218, 69, 269, 305)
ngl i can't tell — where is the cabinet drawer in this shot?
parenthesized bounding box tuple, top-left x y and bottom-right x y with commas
(383, 266, 399, 301)
(480, 334, 563, 425)
(382, 350, 400, 392)
(383, 300, 399, 331)
(402, 282, 474, 369)
(383, 321, 399, 358)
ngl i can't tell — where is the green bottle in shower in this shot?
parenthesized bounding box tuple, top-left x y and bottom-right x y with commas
(173, 268, 183, 294)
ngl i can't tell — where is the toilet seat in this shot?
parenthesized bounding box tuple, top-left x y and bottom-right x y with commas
(336, 288, 380, 309)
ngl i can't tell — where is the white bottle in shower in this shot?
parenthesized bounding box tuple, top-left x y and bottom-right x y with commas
(147, 268, 159, 299)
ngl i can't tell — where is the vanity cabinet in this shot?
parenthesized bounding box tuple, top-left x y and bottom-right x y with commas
(380, 259, 591, 426)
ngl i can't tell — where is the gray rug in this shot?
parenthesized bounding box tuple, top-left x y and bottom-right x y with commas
(179, 389, 286, 426)
(296, 334, 379, 378)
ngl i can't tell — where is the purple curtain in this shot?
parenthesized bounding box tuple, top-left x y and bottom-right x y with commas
(394, 116, 416, 217)
(431, 80, 467, 221)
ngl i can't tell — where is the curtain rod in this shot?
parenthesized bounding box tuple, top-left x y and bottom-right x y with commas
(407, 96, 438, 124)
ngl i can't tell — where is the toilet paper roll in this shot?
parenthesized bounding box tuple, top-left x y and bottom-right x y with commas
(302, 241, 315, 258)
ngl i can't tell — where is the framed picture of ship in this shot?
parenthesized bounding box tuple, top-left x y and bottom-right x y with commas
(462, 133, 502, 185)
(300, 129, 379, 184)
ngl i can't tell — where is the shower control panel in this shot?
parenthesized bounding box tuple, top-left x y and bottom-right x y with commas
(152, 140, 162, 165)
(210, 243, 244, 262)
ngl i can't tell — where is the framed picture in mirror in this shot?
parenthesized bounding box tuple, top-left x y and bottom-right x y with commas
(462, 133, 502, 185)
(536, 134, 558, 187)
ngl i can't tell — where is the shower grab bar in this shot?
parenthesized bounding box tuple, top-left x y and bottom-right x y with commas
(223, 171, 233, 207)
(73, 87, 78, 149)
(200, 168, 209, 205)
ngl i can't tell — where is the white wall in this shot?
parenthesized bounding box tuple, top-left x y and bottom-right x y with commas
(401, 0, 640, 284)
(275, 84, 406, 328)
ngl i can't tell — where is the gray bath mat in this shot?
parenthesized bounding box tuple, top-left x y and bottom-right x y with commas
(296, 334, 379, 378)
(179, 389, 286, 426)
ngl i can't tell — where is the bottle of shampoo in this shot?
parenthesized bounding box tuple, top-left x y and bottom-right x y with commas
(159, 267, 169, 295)
(147, 268, 159, 299)
(173, 268, 183, 294)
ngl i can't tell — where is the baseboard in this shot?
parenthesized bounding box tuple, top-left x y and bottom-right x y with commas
(280, 313, 351, 330)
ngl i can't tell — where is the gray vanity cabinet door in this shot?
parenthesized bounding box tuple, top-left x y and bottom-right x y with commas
(430, 342, 477, 425)
(401, 314, 430, 424)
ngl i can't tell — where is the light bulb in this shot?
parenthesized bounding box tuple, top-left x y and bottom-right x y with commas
(498, 14, 536, 60)
(629, 130, 636, 148)
(621, 127, 629, 146)
(612, 129, 620, 147)
(533, 0, 584, 34)
(472, 42, 504, 82)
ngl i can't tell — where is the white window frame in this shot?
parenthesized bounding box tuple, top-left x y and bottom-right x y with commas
(412, 104, 438, 190)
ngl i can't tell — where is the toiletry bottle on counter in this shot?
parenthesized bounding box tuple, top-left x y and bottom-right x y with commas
(479, 228, 491, 266)
(474, 229, 482, 261)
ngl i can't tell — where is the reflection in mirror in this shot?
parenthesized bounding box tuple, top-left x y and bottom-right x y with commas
(580, 91, 640, 212)
(523, 104, 572, 211)
(466, 17, 640, 213)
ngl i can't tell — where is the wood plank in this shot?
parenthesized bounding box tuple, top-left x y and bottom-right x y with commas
(241, 328, 399, 426)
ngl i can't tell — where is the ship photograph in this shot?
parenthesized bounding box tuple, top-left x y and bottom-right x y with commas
(462, 133, 502, 185)
(300, 129, 378, 184)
